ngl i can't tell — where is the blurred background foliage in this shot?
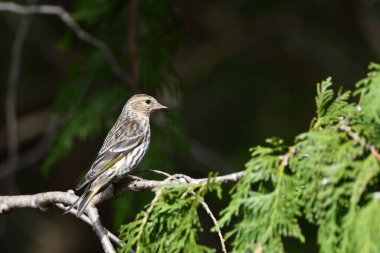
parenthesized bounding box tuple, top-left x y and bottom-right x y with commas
(0, 0, 380, 252)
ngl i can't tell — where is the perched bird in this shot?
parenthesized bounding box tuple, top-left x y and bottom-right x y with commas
(66, 94, 167, 216)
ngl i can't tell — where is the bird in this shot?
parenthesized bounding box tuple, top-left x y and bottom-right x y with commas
(65, 94, 167, 217)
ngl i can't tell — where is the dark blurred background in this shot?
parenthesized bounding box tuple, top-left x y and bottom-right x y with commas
(0, 0, 379, 252)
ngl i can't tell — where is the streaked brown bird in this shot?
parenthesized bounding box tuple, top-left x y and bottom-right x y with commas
(66, 94, 167, 216)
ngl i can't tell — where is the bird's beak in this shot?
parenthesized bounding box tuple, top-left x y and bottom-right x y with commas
(154, 102, 168, 110)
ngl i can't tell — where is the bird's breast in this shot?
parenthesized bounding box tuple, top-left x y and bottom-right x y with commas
(118, 128, 151, 176)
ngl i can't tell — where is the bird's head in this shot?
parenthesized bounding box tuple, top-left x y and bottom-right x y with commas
(125, 94, 167, 117)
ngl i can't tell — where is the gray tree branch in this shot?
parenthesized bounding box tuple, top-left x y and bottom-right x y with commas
(87, 208, 116, 253)
(0, 190, 117, 253)
(0, 171, 244, 252)
(92, 170, 244, 205)
(55, 202, 125, 247)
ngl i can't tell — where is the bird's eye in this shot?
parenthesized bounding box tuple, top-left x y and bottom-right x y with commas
(145, 99, 151, 104)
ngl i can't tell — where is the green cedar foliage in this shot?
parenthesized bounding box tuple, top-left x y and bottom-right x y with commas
(219, 63, 380, 253)
(117, 64, 380, 253)
(219, 138, 304, 253)
(119, 179, 221, 253)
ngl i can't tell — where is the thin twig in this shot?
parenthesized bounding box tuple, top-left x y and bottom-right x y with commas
(183, 174, 227, 253)
(339, 123, 380, 162)
(370, 146, 380, 162)
(4, 0, 34, 186)
(200, 198, 227, 252)
(134, 168, 172, 177)
(279, 146, 298, 167)
(0, 2, 132, 84)
(56, 203, 125, 247)
(87, 207, 116, 253)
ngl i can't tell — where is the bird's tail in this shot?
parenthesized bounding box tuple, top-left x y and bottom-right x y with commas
(64, 185, 101, 217)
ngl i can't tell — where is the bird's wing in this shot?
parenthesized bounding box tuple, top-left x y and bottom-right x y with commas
(76, 120, 144, 190)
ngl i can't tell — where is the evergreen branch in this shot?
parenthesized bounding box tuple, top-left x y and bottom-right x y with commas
(144, 170, 227, 253)
(339, 122, 380, 162)
(134, 174, 179, 252)
(279, 146, 298, 166)
(370, 147, 380, 162)
(0, 2, 132, 85)
(315, 78, 334, 120)
(220, 139, 304, 252)
(265, 162, 285, 240)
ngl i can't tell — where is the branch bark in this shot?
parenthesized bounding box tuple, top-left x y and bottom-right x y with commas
(87, 208, 116, 253)
(92, 170, 244, 205)
(0, 171, 244, 252)
(55, 202, 125, 247)
(0, 171, 244, 213)
(0, 190, 117, 253)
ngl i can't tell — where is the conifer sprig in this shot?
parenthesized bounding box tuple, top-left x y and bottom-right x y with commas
(119, 175, 222, 253)
(219, 64, 380, 253)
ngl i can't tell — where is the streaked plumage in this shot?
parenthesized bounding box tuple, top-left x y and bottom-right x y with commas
(66, 94, 167, 216)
